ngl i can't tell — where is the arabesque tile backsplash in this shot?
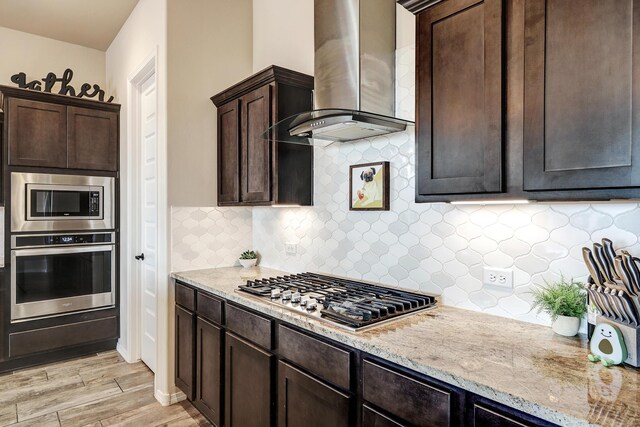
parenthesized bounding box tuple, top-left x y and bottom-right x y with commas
(172, 46, 640, 326)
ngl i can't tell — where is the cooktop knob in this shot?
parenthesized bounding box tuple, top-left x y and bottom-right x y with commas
(291, 292, 301, 303)
(270, 288, 282, 299)
(282, 290, 292, 301)
(306, 298, 317, 311)
(300, 295, 309, 306)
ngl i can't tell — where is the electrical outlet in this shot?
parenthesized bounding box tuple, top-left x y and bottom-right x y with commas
(285, 242, 298, 256)
(483, 266, 513, 288)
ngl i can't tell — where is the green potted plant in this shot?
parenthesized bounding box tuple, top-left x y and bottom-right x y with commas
(239, 250, 258, 268)
(531, 276, 587, 337)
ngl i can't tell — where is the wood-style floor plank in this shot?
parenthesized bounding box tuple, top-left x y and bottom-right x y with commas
(0, 374, 84, 407)
(45, 352, 124, 381)
(0, 403, 16, 427)
(57, 385, 156, 427)
(7, 412, 60, 427)
(0, 352, 209, 427)
(16, 379, 121, 422)
(78, 360, 149, 386)
(100, 400, 207, 427)
(114, 368, 155, 392)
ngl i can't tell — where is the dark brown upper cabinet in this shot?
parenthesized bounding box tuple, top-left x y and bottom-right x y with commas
(415, 0, 504, 200)
(67, 106, 118, 171)
(7, 98, 67, 168)
(402, 0, 640, 201)
(1, 86, 120, 172)
(523, 0, 640, 192)
(211, 66, 314, 206)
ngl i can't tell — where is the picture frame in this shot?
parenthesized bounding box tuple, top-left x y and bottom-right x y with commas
(349, 161, 390, 211)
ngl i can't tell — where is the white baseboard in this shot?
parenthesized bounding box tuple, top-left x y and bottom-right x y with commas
(116, 340, 138, 363)
(155, 388, 186, 406)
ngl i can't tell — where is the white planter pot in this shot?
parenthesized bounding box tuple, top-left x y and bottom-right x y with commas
(239, 258, 257, 268)
(552, 315, 580, 337)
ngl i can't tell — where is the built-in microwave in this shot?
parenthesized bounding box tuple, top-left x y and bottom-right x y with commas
(11, 172, 115, 232)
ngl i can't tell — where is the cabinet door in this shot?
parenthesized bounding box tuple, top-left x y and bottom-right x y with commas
(240, 85, 272, 203)
(7, 98, 67, 168)
(523, 0, 640, 191)
(278, 361, 351, 427)
(225, 333, 272, 427)
(195, 317, 223, 426)
(175, 305, 195, 401)
(218, 99, 241, 204)
(416, 0, 503, 196)
(67, 106, 118, 171)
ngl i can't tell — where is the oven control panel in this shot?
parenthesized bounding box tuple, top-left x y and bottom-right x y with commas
(13, 232, 114, 249)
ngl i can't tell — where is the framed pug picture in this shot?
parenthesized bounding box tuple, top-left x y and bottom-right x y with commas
(349, 161, 390, 211)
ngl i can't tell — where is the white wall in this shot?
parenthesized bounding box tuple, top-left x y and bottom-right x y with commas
(105, 0, 170, 403)
(167, 0, 253, 207)
(0, 26, 105, 88)
(396, 4, 415, 49)
(252, 0, 314, 75)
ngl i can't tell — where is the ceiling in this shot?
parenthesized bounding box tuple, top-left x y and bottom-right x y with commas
(0, 0, 140, 51)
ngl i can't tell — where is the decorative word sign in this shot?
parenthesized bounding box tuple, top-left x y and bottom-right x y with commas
(10, 68, 114, 103)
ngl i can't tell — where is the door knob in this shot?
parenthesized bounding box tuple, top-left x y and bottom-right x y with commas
(135, 253, 145, 261)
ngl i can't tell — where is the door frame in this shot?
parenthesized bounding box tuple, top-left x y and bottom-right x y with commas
(119, 49, 168, 391)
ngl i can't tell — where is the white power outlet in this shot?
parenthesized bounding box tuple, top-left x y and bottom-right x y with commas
(483, 266, 513, 288)
(285, 242, 298, 256)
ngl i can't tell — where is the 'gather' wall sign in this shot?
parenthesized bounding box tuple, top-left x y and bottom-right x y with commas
(10, 68, 114, 103)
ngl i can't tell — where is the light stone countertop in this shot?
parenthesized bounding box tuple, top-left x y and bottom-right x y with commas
(171, 266, 640, 427)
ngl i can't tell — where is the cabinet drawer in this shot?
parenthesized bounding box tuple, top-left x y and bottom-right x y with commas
(278, 325, 351, 390)
(362, 405, 407, 427)
(226, 304, 272, 349)
(176, 282, 195, 311)
(363, 360, 453, 427)
(9, 316, 118, 358)
(473, 404, 532, 427)
(197, 292, 223, 325)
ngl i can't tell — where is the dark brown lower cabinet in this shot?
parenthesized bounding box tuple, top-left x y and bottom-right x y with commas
(174, 282, 558, 427)
(278, 361, 351, 427)
(466, 395, 557, 427)
(472, 404, 530, 427)
(362, 405, 406, 427)
(195, 317, 222, 426)
(175, 305, 195, 401)
(225, 332, 273, 427)
(363, 360, 462, 427)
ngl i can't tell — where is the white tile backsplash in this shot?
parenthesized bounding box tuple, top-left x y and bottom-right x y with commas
(171, 207, 252, 272)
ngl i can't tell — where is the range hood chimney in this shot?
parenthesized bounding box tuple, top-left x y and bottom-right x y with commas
(265, 0, 412, 146)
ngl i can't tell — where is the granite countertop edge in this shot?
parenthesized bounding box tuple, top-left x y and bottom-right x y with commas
(171, 268, 597, 427)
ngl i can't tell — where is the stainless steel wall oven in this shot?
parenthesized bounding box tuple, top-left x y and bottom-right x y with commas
(11, 172, 115, 232)
(11, 232, 116, 321)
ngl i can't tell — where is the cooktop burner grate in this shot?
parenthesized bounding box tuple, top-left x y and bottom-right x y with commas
(237, 272, 437, 331)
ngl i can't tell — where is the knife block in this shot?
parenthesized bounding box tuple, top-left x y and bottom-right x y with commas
(594, 315, 640, 367)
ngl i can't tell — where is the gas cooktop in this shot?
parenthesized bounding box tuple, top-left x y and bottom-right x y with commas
(237, 272, 438, 331)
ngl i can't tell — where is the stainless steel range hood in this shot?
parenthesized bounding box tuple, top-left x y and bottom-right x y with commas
(264, 0, 413, 146)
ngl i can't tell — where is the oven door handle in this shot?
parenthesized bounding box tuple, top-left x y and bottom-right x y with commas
(12, 244, 115, 257)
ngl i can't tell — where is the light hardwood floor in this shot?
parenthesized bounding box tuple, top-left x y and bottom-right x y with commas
(0, 351, 211, 427)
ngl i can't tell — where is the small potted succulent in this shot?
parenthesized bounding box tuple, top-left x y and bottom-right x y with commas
(239, 250, 258, 268)
(531, 276, 587, 337)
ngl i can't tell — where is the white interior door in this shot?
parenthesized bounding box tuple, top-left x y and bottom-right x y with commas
(139, 74, 158, 373)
